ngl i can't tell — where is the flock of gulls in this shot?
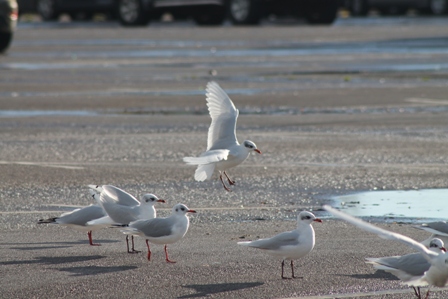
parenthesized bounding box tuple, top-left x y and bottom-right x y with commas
(37, 82, 448, 298)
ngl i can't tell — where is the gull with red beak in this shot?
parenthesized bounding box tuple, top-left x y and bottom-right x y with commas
(238, 211, 322, 279)
(121, 203, 196, 263)
(87, 185, 165, 253)
(183, 81, 261, 192)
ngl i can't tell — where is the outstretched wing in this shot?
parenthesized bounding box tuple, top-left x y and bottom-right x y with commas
(205, 81, 239, 151)
(100, 185, 139, 207)
(323, 205, 436, 263)
(414, 222, 448, 237)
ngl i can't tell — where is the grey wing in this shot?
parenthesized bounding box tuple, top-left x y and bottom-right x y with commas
(101, 199, 137, 224)
(205, 82, 239, 151)
(101, 185, 139, 207)
(131, 218, 173, 238)
(59, 205, 106, 226)
(416, 222, 448, 237)
(323, 205, 437, 263)
(247, 231, 299, 250)
(372, 253, 431, 276)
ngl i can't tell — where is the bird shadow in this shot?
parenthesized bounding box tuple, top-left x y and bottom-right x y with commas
(2, 239, 120, 249)
(339, 270, 398, 281)
(0, 255, 104, 266)
(179, 282, 264, 298)
(56, 265, 138, 276)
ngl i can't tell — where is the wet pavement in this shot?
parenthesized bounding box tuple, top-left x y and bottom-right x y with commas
(1, 16, 448, 298)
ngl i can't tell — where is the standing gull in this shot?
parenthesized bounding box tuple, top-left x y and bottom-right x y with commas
(324, 205, 448, 299)
(238, 211, 322, 279)
(121, 203, 196, 263)
(413, 221, 448, 248)
(183, 81, 261, 192)
(38, 204, 106, 246)
(87, 185, 165, 253)
(366, 238, 446, 298)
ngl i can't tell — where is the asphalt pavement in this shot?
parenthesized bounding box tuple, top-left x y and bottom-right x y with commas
(1, 16, 448, 298)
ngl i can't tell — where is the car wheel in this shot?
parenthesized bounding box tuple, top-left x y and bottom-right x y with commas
(193, 6, 226, 26)
(37, 0, 59, 21)
(429, 0, 447, 14)
(117, 0, 150, 26)
(228, 0, 261, 25)
(0, 32, 13, 53)
(349, 0, 369, 16)
(304, 2, 339, 24)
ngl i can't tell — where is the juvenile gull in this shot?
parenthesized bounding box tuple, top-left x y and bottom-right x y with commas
(183, 81, 261, 192)
(87, 185, 165, 253)
(238, 211, 322, 279)
(121, 203, 196, 263)
(324, 205, 448, 299)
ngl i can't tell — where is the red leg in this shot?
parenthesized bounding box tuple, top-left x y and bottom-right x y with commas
(164, 245, 176, 263)
(87, 231, 100, 246)
(146, 240, 151, 261)
(223, 171, 235, 185)
(219, 173, 232, 192)
(424, 289, 430, 299)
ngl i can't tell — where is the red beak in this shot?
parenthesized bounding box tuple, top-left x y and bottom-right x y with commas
(314, 218, 323, 223)
(254, 149, 261, 154)
(442, 247, 446, 252)
(187, 209, 196, 213)
(157, 199, 166, 203)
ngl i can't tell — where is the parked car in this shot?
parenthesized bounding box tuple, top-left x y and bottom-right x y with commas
(344, 0, 447, 16)
(0, 0, 18, 53)
(17, 0, 116, 20)
(17, 0, 338, 26)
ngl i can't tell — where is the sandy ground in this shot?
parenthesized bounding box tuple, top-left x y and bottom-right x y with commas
(1, 17, 448, 298)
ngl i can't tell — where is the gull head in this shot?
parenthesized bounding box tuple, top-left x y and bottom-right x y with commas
(243, 140, 261, 154)
(298, 211, 322, 225)
(173, 203, 196, 216)
(141, 194, 165, 205)
(430, 238, 447, 252)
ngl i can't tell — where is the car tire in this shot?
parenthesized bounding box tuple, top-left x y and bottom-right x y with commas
(428, 0, 447, 14)
(117, 0, 150, 26)
(228, 0, 262, 25)
(349, 0, 369, 16)
(193, 6, 226, 26)
(304, 2, 339, 24)
(37, 0, 59, 21)
(0, 32, 13, 53)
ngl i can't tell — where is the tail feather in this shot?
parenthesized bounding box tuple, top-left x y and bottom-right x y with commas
(194, 164, 215, 181)
(38, 217, 58, 224)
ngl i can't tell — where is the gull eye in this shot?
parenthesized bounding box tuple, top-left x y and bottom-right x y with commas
(145, 199, 149, 203)
(175, 208, 178, 212)
(181, 207, 185, 211)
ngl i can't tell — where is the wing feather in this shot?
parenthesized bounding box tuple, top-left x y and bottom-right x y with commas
(205, 82, 239, 150)
(323, 205, 436, 263)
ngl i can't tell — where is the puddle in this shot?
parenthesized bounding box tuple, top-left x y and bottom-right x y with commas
(333, 189, 448, 222)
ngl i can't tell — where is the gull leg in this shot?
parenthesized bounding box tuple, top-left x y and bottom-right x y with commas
(223, 171, 235, 185)
(219, 172, 232, 192)
(164, 245, 176, 263)
(290, 261, 295, 278)
(131, 236, 141, 253)
(424, 288, 430, 299)
(87, 231, 101, 246)
(281, 260, 289, 279)
(126, 235, 140, 253)
(146, 240, 151, 261)
(412, 287, 420, 298)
